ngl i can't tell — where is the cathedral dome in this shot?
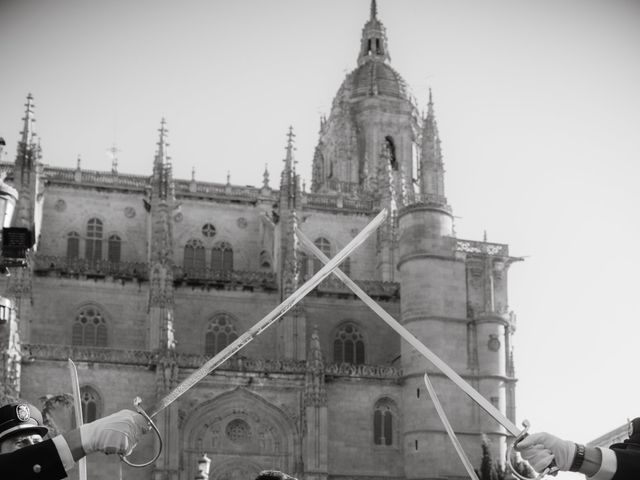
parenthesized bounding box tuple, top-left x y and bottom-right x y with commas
(349, 60, 409, 100)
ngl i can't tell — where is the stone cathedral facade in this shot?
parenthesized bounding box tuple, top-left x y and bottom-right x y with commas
(0, 3, 521, 480)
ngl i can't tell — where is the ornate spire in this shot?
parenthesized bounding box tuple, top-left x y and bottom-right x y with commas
(153, 118, 173, 201)
(419, 89, 447, 204)
(357, 0, 390, 66)
(280, 126, 299, 209)
(285, 126, 296, 171)
(263, 163, 270, 189)
(148, 118, 176, 352)
(20, 93, 36, 146)
(12, 93, 42, 231)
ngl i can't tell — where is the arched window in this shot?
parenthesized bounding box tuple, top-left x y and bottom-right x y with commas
(313, 237, 331, 274)
(79, 386, 101, 423)
(85, 218, 103, 264)
(72, 306, 107, 347)
(333, 323, 365, 365)
(205, 313, 239, 356)
(211, 242, 233, 272)
(384, 136, 398, 171)
(373, 398, 397, 446)
(67, 232, 80, 259)
(107, 235, 121, 263)
(184, 239, 205, 274)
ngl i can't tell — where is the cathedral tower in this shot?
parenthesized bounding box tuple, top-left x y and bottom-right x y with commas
(397, 91, 510, 476)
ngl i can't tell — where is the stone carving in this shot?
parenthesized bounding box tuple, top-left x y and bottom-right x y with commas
(488, 334, 501, 352)
(149, 264, 174, 308)
(325, 362, 403, 379)
(124, 206, 136, 218)
(21, 343, 156, 366)
(54, 199, 66, 212)
(174, 212, 183, 223)
(236, 217, 247, 229)
(21, 344, 403, 380)
(305, 327, 326, 407)
(211, 428, 220, 448)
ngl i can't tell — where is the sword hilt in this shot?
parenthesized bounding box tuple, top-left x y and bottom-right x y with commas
(119, 397, 163, 468)
(507, 420, 560, 480)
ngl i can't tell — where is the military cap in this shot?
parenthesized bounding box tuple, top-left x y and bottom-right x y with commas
(0, 402, 48, 442)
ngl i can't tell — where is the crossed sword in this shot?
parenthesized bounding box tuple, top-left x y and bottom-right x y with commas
(68, 208, 554, 479)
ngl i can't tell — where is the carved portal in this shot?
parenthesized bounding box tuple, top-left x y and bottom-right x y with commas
(211, 458, 262, 480)
(182, 388, 299, 479)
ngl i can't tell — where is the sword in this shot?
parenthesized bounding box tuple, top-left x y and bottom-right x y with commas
(68, 359, 87, 480)
(423, 372, 479, 480)
(121, 208, 387, 467)
(296, 229, 558, 479)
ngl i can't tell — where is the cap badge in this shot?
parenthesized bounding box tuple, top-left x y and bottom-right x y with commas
(16, 404, 30, 422)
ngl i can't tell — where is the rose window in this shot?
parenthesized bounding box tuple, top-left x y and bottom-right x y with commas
(226, 419, 251, 444)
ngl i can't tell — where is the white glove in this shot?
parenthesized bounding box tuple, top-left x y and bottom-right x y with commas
(79, 409, 149, 456)
(516, 432, 576, 472)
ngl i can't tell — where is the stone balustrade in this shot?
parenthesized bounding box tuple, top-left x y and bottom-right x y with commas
(173, 267, 277, 291)
(21, 344, 403, 380)
(178, 354, 307, 374)
(21, 344, 156, 366)
(455, 239, 509, 256)
(34, 255, 148, 278)
(325, 362, 403, 379)
(304, 275, 400, 301)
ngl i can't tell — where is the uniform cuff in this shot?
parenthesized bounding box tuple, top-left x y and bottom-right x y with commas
(587, 447, 617, 480)
(52, 435, 76, 471)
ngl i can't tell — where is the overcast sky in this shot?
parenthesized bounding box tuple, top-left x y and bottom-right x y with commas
(1, 0, 639, 474)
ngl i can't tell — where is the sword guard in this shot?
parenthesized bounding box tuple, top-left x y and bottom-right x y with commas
(119, 396, 163, 468)
(507, 420, 560, 480)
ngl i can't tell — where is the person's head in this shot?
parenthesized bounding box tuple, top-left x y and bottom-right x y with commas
(255, 470, 298, 480)
(628, 417, 640, 444)
(0, 402, 48, 453)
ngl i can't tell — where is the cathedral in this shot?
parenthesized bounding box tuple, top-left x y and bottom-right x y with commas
(0, 2, 521, 479)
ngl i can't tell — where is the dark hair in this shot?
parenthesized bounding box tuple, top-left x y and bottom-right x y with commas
(255, 470, 296, 480)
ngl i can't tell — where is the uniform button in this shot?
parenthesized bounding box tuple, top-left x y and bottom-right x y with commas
(33, 464, 42, 473)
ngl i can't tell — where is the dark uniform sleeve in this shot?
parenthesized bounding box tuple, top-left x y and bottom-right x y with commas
(611, 446, 640, 480)
(0, 438, 68, 480)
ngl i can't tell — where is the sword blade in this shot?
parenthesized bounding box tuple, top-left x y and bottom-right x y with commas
(423, 373, 480, 480)
(147, 209, 387, 417)
(68, 359, 87, 480)
(296, 229, 521, 437)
